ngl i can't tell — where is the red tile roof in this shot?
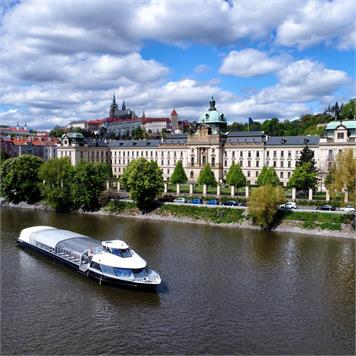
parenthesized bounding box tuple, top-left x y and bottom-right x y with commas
(171, 109, 178, 116)
(142, 118, 171, 124)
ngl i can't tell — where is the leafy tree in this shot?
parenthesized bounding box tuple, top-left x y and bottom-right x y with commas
(225, 162, 246, 188)
(325, 149, 356, 202)
(197, 164, 217, 187)
(39, 157, 74, 210)
(248, 184, 285, 229)
(71, 162, 112, 211)
(131, 126, 145, 140)
(340, 99, 356, 120)
(288, 162, 318, 191)
(0, 155, 43, 203)
(49, 126, 66, 138)
(0, 150, 9, 162)
(256, 166, 280, 186)
(171, 160, 188, 184)
(121, 158, 163, 208)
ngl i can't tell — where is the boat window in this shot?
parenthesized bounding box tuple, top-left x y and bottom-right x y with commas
(90, 262, 101, 271)
(110, 248, 132, 258)
(133, 268, 149, 278)
(97, 264, 133, 278)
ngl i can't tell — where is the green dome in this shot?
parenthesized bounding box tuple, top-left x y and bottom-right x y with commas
(66, 132, 84, 139)
(199, 97, 226, 124)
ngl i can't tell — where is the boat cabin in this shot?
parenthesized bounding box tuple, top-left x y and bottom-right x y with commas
(102, 240, 132, 258)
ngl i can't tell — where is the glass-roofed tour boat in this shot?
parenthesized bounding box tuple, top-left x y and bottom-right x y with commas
(17, 226, 161, 288)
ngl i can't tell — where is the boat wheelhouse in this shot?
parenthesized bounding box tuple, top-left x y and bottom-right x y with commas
(18, 226, 161, 287)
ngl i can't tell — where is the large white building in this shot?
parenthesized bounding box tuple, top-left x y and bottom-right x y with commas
(57, 99, 356, 188)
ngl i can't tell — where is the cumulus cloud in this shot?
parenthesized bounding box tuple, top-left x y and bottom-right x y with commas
(0, 0, 353, 129)
(276, 0, 356, 49)
(219, 49, 290, 77)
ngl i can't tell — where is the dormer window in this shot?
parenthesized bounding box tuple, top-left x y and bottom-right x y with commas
(337, 132, 344, 139)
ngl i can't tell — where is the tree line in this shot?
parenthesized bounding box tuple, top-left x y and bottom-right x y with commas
(0, 156, 112, 211)
(228, 99, 355, 137)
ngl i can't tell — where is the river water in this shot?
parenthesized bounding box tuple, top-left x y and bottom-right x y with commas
(1, 207, 355, 355)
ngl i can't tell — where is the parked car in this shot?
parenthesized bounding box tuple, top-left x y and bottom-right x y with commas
(280, 202, 297, 209)
(191, 198, 202, 205)
(238, 202, 246, 207)
(340, 205, 355, 213)
(173, 197, 186, 204)
(207, 199, 219, 205)
(222, 201, 237, 206)
(316, 205, 336, 211)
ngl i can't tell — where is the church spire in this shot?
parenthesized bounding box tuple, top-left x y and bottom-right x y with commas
(122, 100, 126, 111)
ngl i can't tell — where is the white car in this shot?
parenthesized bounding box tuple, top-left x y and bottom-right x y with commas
(340, 205, 355, 213)
(280, 202, 297, 209)
(173, 197, 186, 204)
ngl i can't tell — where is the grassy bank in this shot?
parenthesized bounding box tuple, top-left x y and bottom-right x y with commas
(278, 210, 353, 231)
(102, 200, 354, 232)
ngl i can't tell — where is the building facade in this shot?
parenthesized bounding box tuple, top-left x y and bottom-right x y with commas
(57, 100, 356, 188)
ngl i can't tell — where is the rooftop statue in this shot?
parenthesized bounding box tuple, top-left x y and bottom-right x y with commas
(209, 97, 216, 111)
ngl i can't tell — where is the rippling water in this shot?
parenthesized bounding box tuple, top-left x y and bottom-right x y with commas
(1, 207, 355, 355)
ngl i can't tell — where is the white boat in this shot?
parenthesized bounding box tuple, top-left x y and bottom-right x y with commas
(17, 226, 161, 287)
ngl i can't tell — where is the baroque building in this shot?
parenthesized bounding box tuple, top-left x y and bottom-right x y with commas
(57, 99, 356, 188)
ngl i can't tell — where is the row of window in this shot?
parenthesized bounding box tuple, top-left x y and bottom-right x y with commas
(225, 150, 301, 159)
(223, 160, 294, 168)
(111, 150, 184, 159)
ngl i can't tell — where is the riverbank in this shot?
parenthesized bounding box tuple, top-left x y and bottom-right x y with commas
(2, 198, 354, 239)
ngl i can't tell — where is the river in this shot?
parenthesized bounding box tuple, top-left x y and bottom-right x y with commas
(1, 207, 355, 355)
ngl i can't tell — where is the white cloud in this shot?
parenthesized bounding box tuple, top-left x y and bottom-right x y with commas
(276, 0, 356, 49)
(219, 49, 289, 77)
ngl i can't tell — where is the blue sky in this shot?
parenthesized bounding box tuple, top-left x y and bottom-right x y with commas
(0, 0, 354, 130)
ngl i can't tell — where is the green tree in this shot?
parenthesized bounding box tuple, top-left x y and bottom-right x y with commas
(197, 164, 217, 187)
(256, 166, 280, 186)
(39, 157, 73, 210)
(325, 149, 356, 202)
(71, 162, 112, 211)
(121, 158, 163, 208)
(170, 160, 188, 184)
(297, 145, 317, 171)
(0, 155, 43, 203)
(225, 162, 246, 188)
(131, 126, 145, 140)
(248, 184, 285, 229)
(288, 162, 318, 191)
(0, 150, 9, 162)
(340, 99, 356, 120)
(49, 126, 66, 138)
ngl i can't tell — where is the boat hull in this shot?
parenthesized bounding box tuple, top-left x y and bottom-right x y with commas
(17, 239, 158, 290)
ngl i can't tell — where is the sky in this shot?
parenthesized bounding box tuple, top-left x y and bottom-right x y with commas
(0, 0, 355, 130)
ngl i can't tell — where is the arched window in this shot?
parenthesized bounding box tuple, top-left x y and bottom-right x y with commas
(212, 157, 215, 167)
(190, 171, 194, 178)
(191, 156, 194, 166)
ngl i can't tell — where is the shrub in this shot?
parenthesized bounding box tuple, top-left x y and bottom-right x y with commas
(248, 184, 285, 228)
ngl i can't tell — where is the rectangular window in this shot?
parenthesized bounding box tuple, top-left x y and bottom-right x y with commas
(247, 171, 250, 177)
(240, 151, 243, 158)
(288, 172, 291, 178)
(280, 172, 283, 178)
(337, 132, 344, 139)
(256, 151, 260, 158)
(288, 161, 291, 168)
(256, 161, 259, 167)
(256, 171, 259, 177)
(240, 160, 243, 167)
(267, 151, 270, 158)
(248, 161, 251, 167)
(281, 161, 284, 168)
(288, 151, 291, 158)
(273, 151, 277, 158)
(273, 161, 277, 167)
(248, 151, 251, 158)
